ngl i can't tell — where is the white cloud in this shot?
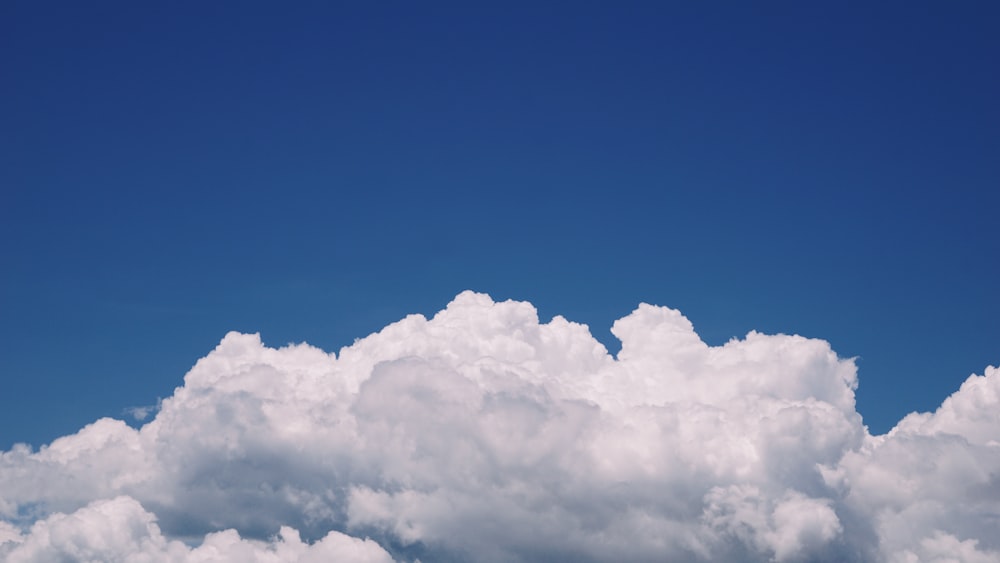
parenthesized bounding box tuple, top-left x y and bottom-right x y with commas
(703, 485, 842, 561)
(0, 291, 997, 561)
(834, 365, 1000, 562)
(125, 401, 161, 422)
(0, 496, 394, 562)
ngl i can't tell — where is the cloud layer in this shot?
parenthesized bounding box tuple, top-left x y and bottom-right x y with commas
(2, 291, 998, 562)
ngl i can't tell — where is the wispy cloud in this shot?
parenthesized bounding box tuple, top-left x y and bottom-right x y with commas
(123, 400, 162, 422)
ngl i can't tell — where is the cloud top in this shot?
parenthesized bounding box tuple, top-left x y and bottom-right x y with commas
(1, 291, 997, 561)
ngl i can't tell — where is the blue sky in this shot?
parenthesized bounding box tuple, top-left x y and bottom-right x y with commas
(1, 1, 997, 450)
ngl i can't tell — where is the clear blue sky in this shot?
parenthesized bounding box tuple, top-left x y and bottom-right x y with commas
(1, 1, 997, 448)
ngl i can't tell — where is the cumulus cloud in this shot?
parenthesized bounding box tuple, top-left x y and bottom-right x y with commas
(0, 496, 393, 563)
(0, 291, 997, 562)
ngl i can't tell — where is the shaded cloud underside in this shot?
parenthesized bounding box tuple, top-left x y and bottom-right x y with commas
(2, 292, 998, 562)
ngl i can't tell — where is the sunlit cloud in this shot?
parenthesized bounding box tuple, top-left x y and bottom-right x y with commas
(2, 292, 997, 561)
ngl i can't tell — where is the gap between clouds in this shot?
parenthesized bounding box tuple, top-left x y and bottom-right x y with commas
(1, 291, 998, 562)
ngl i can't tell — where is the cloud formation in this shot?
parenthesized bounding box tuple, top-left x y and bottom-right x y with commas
(1, 291, 998, 561)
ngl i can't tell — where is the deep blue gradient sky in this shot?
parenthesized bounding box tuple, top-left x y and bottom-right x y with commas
(1, 2, 997, 448)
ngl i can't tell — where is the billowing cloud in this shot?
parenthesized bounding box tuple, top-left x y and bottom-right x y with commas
(0, 496, 393, 563)
(1, 291, 997, 561)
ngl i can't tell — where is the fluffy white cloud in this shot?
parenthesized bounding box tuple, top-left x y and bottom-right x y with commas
(0, 496, 393, 562)
(833, 365, 1000, 562)
(0, 291, 997, 561)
